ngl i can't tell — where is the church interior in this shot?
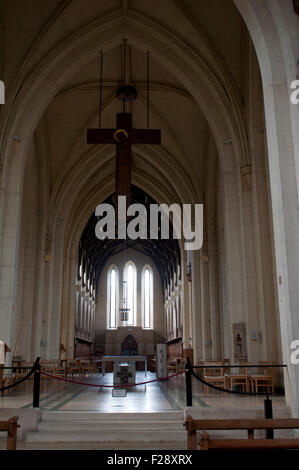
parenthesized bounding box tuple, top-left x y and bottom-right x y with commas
(0, 0, 299, 451)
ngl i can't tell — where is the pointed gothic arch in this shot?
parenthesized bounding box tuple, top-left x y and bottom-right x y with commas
(123, 261, 137, 326)
(121, 334, 138, 356)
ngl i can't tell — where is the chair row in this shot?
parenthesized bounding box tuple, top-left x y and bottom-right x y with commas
(0, 371, 27, 396)
(1, 358, 103, 396)
(201, 360, 275, 394)
(15, 358, 100, 378)
(167, 357, 185, 374)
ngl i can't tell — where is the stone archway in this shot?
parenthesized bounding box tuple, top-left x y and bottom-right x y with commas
(234, 0, 299, 417)
(0, 11, 245, 363)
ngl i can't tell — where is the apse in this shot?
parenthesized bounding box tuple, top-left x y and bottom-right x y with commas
(75, 185, 181, 356)
(78, 185, 181, 287)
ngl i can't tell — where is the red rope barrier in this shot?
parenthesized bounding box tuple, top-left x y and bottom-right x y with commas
(41, 370, 185, 388)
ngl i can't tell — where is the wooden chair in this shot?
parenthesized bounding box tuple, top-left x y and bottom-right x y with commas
(39, 361, 59, 393)
(229, 362, 249, 392)
(176, 358, 185, 373)
(0, 417, 19, 450)
(1, 374, 14, 397)
(194, 361, 204, 380)
(91, 359, 102, 374)
(17, 361, 34, 392)
(203, 361, 227, 393)
(3, 373, 25, 396)
(249, 361, 274, 394)
(168, 357, 184, 374)
(53, 365, 67, 391)
(40, 371, 52, 393)
(223, 358, 231, 376)
(184, 416, 299, 450)
(40, 361, 59, 369)
(167, 358, 178, 374)
(67, 360, 81, 377)
(80, 360, 92, 378)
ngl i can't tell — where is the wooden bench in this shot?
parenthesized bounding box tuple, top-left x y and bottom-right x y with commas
(184, 417, 299, 450)
(0, 416, 19, 450)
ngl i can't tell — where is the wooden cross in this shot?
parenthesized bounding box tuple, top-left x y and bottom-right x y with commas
(87, 112, 161, 205)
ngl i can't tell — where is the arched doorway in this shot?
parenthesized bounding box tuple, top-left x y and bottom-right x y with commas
(121, 335, 138, 356)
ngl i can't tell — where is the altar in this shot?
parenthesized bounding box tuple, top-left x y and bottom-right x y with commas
(101, 355, 147, 377)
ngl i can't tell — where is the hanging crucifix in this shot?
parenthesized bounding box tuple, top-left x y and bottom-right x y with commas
(87, 41, 161, 208)
(87, 112, 160, 204)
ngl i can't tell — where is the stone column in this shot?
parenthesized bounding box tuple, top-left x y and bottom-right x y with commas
(205, 135, 222, 360)
(235, 0, 299, 418)
(200, 250, 212, 360)
(191, 249, 203, 363)
(181, 249, 193, 352)
(218, 165, 244, 362)
(208, 216, 222, 360)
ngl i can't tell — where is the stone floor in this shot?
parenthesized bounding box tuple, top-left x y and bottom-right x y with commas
(0, 371, 286, 412)
(0, 372, 289, 450)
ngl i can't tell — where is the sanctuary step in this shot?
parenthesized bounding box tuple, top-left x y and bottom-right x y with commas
(23, 404, 292, 449)
(25, 411, 187, 447)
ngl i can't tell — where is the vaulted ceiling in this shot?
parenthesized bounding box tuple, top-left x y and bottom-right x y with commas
(6, 0, 251, 279)
(18, 0, 248, 203)
(44, 40, 209, 195)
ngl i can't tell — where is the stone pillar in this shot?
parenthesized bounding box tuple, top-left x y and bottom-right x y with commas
(181, 249, 192, 351)
(191, 249, 203, 363)
(60, 253, 77, 359)
(200, 250, 212, 360)
(218, 166, 244, 362)
(208, 216, 222, 360)
(235, 0, 299, 418)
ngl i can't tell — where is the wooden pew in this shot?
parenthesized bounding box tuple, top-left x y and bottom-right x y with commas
(0, 416, 19, 450)
(184, 416, 299, 450)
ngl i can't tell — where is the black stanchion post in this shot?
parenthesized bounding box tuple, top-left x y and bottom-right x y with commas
(185, 357, 192, 407)
(33, 360, 41, 408)
(264, 394, 274, 439)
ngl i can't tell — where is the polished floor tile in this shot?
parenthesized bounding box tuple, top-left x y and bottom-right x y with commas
(0, 371, 287, 412)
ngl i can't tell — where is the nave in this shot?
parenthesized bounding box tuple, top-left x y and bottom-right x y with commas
(1, 0, 299, 452)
